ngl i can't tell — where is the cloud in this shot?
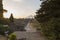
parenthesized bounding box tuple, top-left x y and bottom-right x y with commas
(12, 0, 23, 2)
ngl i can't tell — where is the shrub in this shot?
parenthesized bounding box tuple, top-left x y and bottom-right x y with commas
(9, 33, 16, 40)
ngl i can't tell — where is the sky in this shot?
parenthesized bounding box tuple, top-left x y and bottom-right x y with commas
(3, 0, 42, 18)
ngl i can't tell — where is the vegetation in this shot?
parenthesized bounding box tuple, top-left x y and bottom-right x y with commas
(0, 18, 10, 25)
(9, 13, 14, 23)
(0, 0, 9, 24)
(9, 34, 16, 40)
(29, 19, 41, 31)
(0, 24, 12, 35)
(0, 0, 3, 18)
(35, 0, 60, 40)
(0, 0, 12, 36)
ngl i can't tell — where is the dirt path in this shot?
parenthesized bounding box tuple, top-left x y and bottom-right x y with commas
(14, 31, 48, 40)
(0, 35, 6, 40)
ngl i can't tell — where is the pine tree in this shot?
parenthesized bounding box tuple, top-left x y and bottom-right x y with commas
(9, 14, 14, 23)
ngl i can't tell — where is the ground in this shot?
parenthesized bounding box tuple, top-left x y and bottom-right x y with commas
(14, 31, 48, 40)
(0, 19, 48, 40)
(0, 35, 6, 40)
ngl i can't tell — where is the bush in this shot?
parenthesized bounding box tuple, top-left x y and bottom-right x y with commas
(0, 24, 12, 35)
(9, 34, 16, 40)
(40, 18, 60, 40)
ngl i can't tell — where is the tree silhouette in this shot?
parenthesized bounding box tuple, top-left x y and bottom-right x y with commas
(0, 0, 3, 18)
(9, 13, 14, 23)
(35, 0, 60, 40)
(3, 9, 7, 13)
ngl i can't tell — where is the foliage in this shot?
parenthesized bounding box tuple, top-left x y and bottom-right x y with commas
(0, 18, 10, 24)
(30, 19, 41, 31)
(0, 0, 12, 35)
(9, 14, 14, 23)
(9, 34, 16, 40)
(0, 0, 3, 18)
(3, 9, 7, 13)
(0, 24, 12, 35)
(35, 0, 60, 40)
(0, 24, 4, 35)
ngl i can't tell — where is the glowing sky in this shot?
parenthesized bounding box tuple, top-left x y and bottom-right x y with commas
(3, 0, 41, 18)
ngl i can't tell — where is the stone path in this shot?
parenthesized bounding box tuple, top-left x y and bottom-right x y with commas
(14, 31, 48, 40)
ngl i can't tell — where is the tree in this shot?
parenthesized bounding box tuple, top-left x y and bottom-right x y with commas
(3, 9, 7, 13)
(9, 13, 14, 23)
(0, 0, 8, 24)
(35, 0, 60, 40)
(0, 24, 12, 35)
(0, 0, 3, 18)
